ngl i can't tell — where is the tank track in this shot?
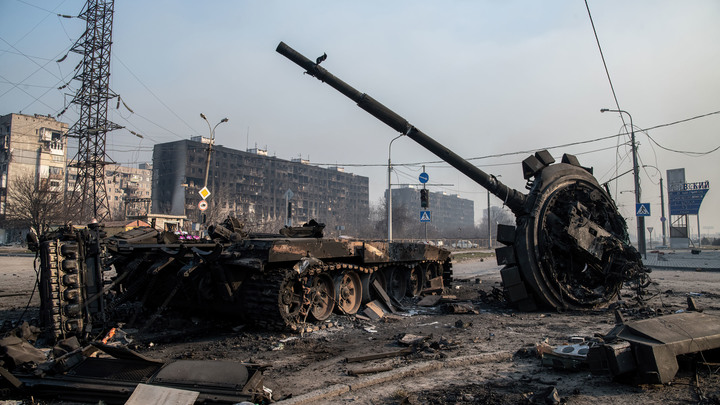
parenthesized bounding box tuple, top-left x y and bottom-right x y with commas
(240, 260, 448, 332)
(38, 240, 85, 341)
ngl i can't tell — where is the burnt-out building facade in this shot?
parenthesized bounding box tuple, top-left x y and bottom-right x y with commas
(152, 138, 369, 234)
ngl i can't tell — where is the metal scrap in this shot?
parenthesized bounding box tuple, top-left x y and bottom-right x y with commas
(589, 311, 720, 384)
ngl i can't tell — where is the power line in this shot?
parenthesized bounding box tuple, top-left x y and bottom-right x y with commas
(585, 0, 627, 130)
(644, 131, 720, 156)
(114, 55, 199, 138)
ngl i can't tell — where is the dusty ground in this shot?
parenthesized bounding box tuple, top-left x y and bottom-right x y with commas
(1, 251, 720, 404)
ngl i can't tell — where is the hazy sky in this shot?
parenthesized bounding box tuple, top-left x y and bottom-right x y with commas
(2, 0, 719, 241)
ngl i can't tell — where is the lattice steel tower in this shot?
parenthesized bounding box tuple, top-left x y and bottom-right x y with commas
(65, 0, 119, 222)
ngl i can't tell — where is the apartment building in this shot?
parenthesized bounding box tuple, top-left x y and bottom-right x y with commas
(389, 187, 475, 235)
(152, 138, 369, 234)
(0, 113, 68, 241)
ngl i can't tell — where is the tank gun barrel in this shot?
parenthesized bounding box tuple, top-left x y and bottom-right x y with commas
(276, 41, 527, 215)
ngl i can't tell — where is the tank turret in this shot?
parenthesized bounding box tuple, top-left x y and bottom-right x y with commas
(277, 41, 649, 311)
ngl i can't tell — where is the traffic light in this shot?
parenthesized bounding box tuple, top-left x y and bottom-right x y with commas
(287, 201, 293, 219)
(420, 189, 429, 208)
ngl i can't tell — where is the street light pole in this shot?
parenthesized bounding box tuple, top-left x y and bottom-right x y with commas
(643, 165, 667, 247)
(601, 108, 645, 257)
(199, 113, 229, 224)
(200, 113, 229, 190)
(387, 134, 404, 241)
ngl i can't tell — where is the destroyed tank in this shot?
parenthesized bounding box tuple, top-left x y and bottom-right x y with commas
(37, 218, 451, 339)
(276, 41, 650, 312)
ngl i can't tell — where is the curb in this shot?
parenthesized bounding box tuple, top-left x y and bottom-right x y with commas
(274, 351, 513, 404)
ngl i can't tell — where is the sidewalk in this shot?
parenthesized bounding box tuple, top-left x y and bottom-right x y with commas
(642, 249, 720, 271)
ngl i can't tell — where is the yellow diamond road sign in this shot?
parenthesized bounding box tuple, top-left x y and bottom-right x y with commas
(199, 187, 211, 199)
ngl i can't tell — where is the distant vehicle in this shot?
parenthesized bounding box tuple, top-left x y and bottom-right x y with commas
(452, 240, 473, 249)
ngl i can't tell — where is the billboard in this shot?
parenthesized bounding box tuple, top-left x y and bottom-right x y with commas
(668, 180, 710, 216)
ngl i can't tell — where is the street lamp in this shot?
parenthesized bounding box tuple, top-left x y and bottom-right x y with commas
(387, 134, 404, 241)
(200, 113, 229, 223)
(200, 113, 229, 191)
(643, 164, 667, 247)
(601, 108, 645, 257)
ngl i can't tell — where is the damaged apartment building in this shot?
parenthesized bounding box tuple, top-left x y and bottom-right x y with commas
(0, 113, 68, 242)
(152, 137, 369, 234)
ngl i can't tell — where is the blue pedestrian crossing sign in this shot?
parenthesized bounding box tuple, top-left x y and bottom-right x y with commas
(420, 210, 432, 222)
(636, 203, 651, 217)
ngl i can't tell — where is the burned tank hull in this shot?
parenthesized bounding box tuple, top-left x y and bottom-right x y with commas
(36, 220, 451, 339)
(276, 41, 649, 312)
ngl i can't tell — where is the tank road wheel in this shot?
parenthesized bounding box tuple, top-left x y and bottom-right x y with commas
(361, 270, 387, 303)
(385, 267, 407, 301)
(334, 271, 362, 315)
(406, 265, 425, 297)
(422, 262, 441, 288)
(309, 273, 335, 321)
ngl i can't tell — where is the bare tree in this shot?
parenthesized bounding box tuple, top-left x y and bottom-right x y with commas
(3, 172, 68, 235)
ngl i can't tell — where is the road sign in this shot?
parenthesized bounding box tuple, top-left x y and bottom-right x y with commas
(420, 210, 431, 223)
(199, 187, 211, 199)
(198, 200, 208, 211)
(660, 216, 666, 222)
(284, 189, 294, 200)
(418, 172, 429, 184)
(636, 203, 651, 217)
(669, 186, 709, 215)
(647, 227, 654, 233)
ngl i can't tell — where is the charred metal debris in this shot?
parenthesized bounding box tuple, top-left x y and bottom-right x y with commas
(32, 218, 452, 341)
(530, 310, 720, 388)
(3, 218, 452, 402)
(0, 322, 272, 404)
